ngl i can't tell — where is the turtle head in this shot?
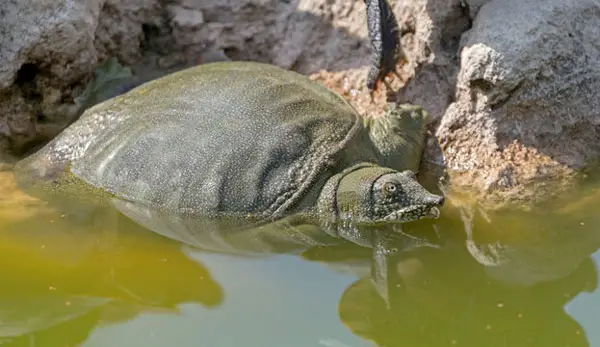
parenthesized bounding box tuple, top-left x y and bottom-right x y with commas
(370, 170, 444, 223)
(367, 103, 429, 172)
(333, 165, 444, 224)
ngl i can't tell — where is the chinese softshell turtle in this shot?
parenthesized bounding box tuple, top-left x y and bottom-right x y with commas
(15, 60, 444, 229)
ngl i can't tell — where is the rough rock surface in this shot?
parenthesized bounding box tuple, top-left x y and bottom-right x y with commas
(0, 0, 102, 156)
(393, 0, 471, 122)
(437, 0, 600, 208)
(2, 0, 600, 208)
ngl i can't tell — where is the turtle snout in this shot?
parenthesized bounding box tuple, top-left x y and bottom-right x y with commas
(421, 193, 444, 220)
(428, 194, 445, 207)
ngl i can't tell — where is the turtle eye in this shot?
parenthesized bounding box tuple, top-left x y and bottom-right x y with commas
(383, 182, 397, 193)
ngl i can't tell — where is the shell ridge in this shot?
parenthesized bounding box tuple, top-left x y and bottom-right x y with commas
(263, 114, 364, 219)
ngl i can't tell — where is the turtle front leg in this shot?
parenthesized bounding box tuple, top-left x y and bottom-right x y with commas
(364, 0, 405, 100)
(368, 103, 429, 172)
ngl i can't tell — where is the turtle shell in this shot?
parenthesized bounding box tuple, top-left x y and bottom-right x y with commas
(20, 62, 378, 219)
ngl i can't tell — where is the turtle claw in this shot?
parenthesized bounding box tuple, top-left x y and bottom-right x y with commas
(368, 85, 378, 104)
(382, 77, 394, 92)
(367, 71, 401, 104)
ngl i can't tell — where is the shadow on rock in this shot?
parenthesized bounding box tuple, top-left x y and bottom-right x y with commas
(133, 0, 374, 76)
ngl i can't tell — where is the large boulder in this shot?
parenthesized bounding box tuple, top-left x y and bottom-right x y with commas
(0, 0, 102, 90)
(435, 0, 600, 208)
(0, 0, 161, 158)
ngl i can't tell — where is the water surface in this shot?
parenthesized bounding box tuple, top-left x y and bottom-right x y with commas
(1, 169, 599, 347)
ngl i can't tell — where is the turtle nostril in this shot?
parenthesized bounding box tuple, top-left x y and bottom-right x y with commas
(429, 194, 445, 206)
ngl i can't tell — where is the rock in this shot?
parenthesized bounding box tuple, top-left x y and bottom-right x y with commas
(0, 0, 162, 157)
(464, 0, 490, 18)
(435, 0, 600, 208)
(94, 0, 162, 65)
(172, 0, 372, 73)
(168, 5, 204, 29)
(393, 0, 471, 122)
(0, 0, 102, 89)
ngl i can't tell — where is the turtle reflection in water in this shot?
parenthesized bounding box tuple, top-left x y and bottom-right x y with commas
(109, 189, 599, 347)
(0, 203, 223, 346)
(335, 245, 596, 347)
(14, 0, 444, 235)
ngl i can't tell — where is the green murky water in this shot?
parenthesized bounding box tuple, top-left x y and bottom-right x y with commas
(1, 169, 599, 347)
